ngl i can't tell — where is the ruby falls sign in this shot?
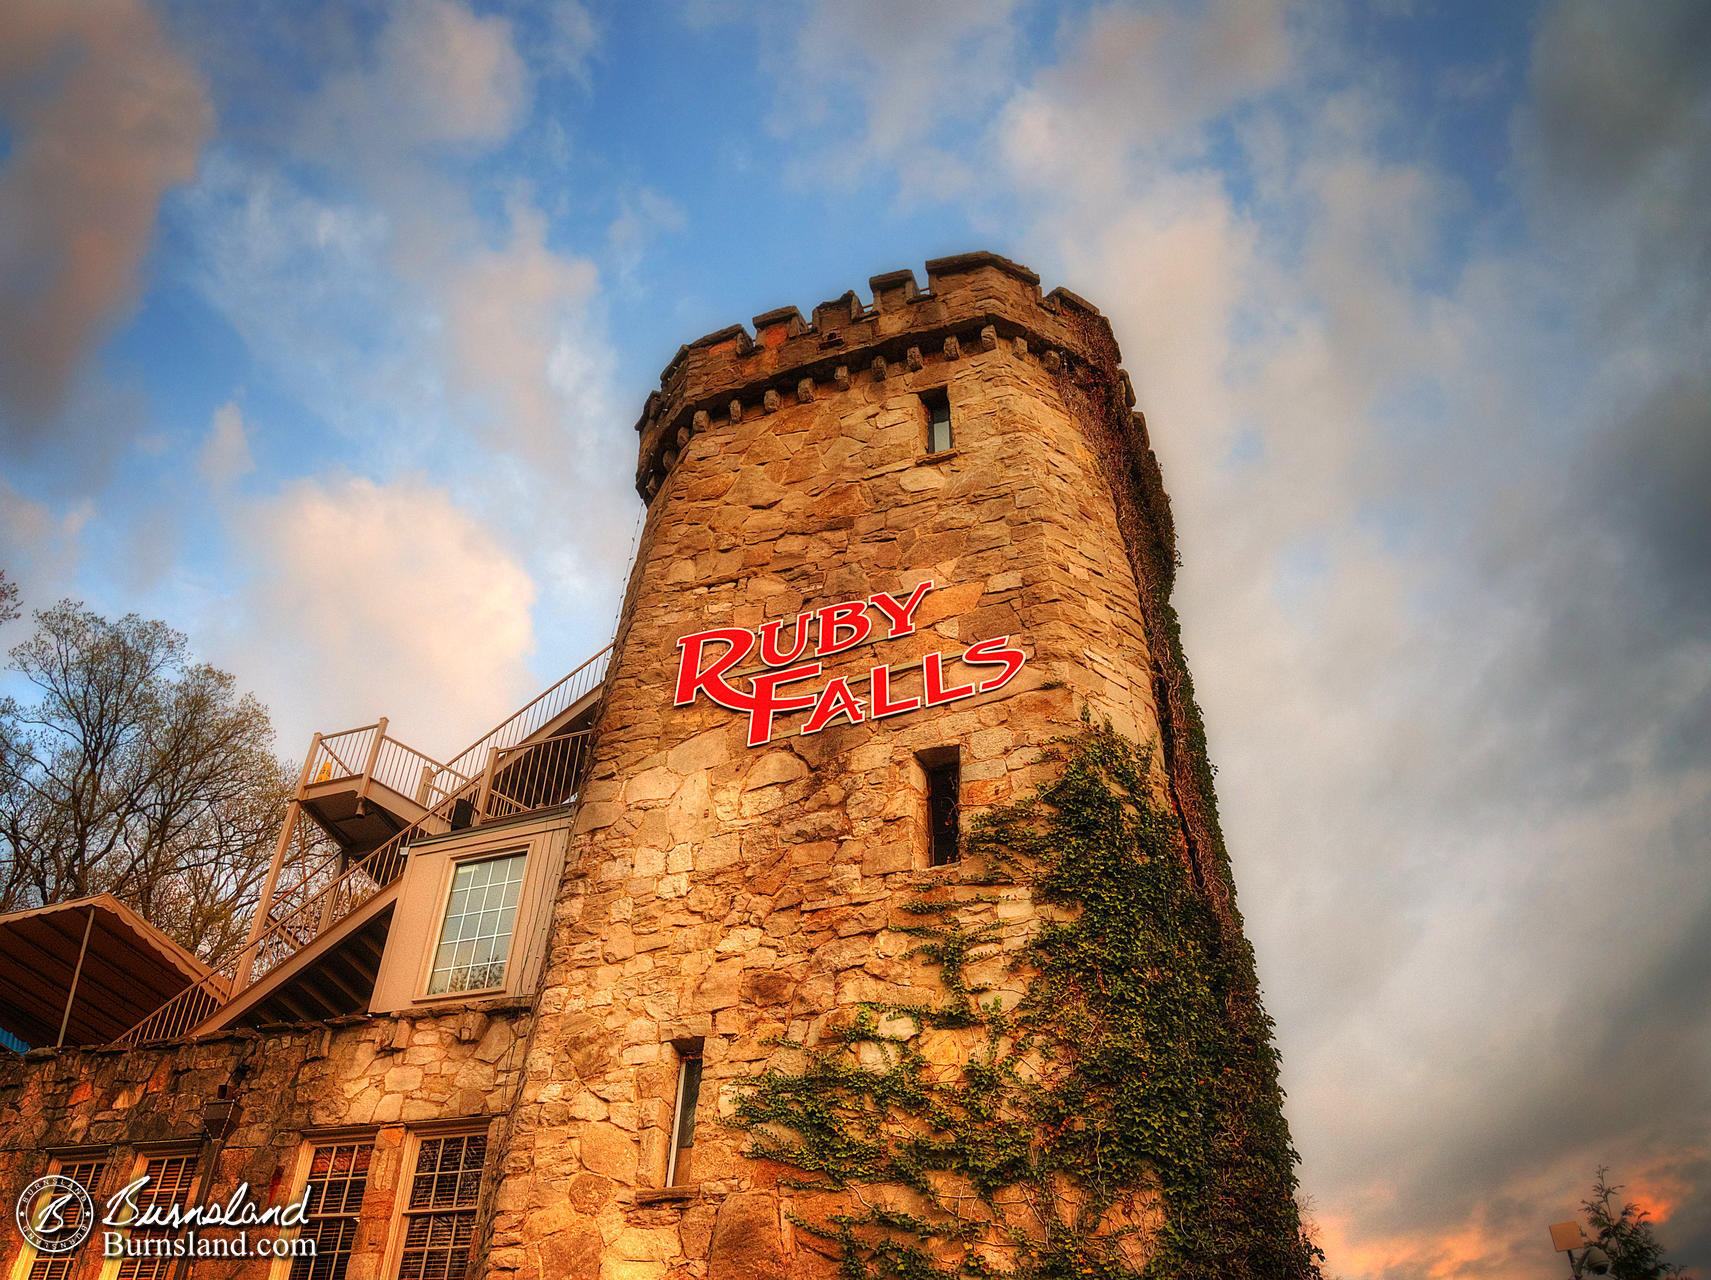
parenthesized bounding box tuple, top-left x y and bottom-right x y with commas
(674, 581, 1027, 747)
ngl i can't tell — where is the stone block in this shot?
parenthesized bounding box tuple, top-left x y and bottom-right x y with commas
(579, 1122, 640, 1181)
(708, 1191, 788, 1280)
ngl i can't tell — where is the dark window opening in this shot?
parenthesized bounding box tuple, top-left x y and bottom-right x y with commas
(923, 751, 961, 866)
(922, 390, 953, 454)
(668, 1045, 704, 1185)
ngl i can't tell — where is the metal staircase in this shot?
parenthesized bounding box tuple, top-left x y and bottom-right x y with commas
(114, 645, 611, 1044)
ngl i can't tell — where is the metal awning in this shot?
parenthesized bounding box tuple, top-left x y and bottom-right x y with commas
(0, 895, 217, 1049)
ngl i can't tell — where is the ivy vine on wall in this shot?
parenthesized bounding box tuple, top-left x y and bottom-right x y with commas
(728, 720, 1323, 1279)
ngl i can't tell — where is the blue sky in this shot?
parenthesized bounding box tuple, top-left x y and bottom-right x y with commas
(2, 3, 1708, 1277)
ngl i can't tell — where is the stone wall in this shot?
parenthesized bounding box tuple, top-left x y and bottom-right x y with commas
(0, 1003, 531, 1278)
(480, 258, 1171, 1278)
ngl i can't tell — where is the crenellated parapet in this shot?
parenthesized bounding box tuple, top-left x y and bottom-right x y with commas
(632, 250, 1140, 500)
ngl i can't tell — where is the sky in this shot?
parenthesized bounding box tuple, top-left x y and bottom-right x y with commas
(1, 1, 1707, 1276)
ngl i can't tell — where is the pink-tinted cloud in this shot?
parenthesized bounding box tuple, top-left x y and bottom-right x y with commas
(0, 0, 211, 429)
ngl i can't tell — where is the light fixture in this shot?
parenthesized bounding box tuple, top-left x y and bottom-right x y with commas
(1549, 1222, 1611, 1277)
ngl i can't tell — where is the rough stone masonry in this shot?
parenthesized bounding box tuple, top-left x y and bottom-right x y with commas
(0, 252, 1306, 1280)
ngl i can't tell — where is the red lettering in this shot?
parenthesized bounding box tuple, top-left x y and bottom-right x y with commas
(961, 636, 1027, 693)
(868, 581, 933, 639)
(803, 676, 866, 735)
(868, 663, 919, 718)
(758, 611, 813, 666)
(922, 651, 976, 706)
(745, 664, 822, 746)
(675, 628, 756, 710)
(814, 599, 872, 657)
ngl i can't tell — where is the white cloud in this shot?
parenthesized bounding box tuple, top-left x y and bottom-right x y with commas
(197, 401, 254, 487)
(181, 0, 635, 668)
(300, 0, 528, 158)
(229, 475, 537, 756)
(434, 202, 601, 466)
(762, 2, 1711, 1275)
(770, 0, 1023, 193)
(0, 479, 85, 613)
(999, 0, 1292, 195)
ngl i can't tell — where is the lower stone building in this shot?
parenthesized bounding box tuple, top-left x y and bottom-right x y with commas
(2, 254, 1316, 1280)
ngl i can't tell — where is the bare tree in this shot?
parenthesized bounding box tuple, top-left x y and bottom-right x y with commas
(0, 595, 289, 964)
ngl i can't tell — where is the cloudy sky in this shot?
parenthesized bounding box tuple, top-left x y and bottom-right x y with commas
(1, 2, 1707, 1275)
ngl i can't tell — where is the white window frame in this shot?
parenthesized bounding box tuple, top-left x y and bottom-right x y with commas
(382, 1125, 491, 1280)
(280, 1135, 376, 1280)
(414, 848, 529, 1002)
(665, 1045, 704, 1187)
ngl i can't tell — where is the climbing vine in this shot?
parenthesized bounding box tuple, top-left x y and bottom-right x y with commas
(729, 721, 1322, 1279)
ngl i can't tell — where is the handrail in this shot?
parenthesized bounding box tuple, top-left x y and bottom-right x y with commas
(307, 727, 464, 802)
(440, 645, 611, 784)
(113, 724, 600, 1046)
(115, 831, 406, 1045)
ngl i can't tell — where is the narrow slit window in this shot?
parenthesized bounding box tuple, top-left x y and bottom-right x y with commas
(666, 1047, 704, 1186)
(923, 390, 953, 454)
(427, 852, 526, 995)
(925, 758, 961, 866)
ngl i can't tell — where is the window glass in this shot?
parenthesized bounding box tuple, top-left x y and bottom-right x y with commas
(290, 1141, 372, 1280)
(116, 1154, 197, 1280)
(24, 1157, 108, 1280)
(668, 1053, 704, 1185)
(926, 395, 953, 453)
(398, 1133, 487, 1280)
(427, 853, 526, 994)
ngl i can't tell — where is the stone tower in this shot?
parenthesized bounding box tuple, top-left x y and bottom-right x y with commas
(480, 253, 1313, 1279)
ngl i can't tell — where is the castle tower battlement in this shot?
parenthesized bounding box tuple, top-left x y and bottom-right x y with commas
(480, 255, 1309, 1278)
(0, 254, 1308, 1280)
(633, 252, 1137, 503)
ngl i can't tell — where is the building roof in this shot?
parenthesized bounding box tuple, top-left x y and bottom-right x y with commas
(0, 895, 217, 1049)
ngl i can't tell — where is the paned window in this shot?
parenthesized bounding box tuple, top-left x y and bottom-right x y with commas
(397, 1132, 487, 1280)
(116, 1154, 198, 1280)
(289, 1141, 373, 1280)
(23, 1156, 108, 1280)
(426, 854, 525, 994)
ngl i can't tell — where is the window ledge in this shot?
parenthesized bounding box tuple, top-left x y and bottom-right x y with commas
(414, 984, 507, 1005)
(916, 448, 960, 466)
(635, 1185, 699, 1205)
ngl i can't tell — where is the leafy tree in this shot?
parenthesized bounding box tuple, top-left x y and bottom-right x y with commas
(0, 593, 290, 965)
(1582, 1167, 1690, 1279)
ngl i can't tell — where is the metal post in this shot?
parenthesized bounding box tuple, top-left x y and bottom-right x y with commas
(56, 906, 96, 1048)
(235, 736, 319, 990)
(356, 717, 387, 815)
(475, 746, 498, 825)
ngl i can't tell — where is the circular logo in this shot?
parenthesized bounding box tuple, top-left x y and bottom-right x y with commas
(15, 1175, 95, 1254)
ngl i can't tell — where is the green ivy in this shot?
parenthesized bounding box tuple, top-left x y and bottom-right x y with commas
(728, 722, 1322, 1279)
